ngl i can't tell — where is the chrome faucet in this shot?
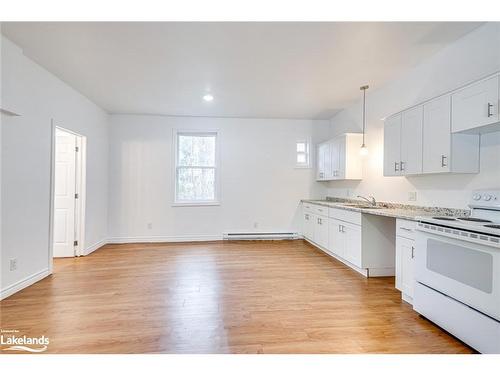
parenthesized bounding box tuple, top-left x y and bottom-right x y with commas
(357, 195, 377, 206)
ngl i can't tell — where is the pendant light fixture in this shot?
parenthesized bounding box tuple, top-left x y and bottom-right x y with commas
(360, 85, 369, 156)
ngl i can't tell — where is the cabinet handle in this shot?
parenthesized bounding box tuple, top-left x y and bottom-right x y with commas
(411, 246, 415, 259)
(400, 227, 412, 232)
(487, 102, 493, 117)
(338, 224, 342, 232)
(394, 162, 400, 172)
(400, 161, 405, 172)
(441, 155, 448, 167)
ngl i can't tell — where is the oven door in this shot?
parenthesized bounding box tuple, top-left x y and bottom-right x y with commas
(415, 229, 500, 321)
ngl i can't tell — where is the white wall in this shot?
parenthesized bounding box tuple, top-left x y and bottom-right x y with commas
(108, 115, 329, 241)
(1, 36, 109, 297)
(326, 23, 500, 209)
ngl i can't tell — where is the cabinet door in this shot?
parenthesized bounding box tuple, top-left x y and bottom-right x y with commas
(342, 222, 362, 268)
(314, 215, 329, 249)
(401, 106, 423, 175)
(317, 142, 332, 180)
(333, 136, 347, 179)
(303, 212, 314, 240)
(330, 138, 340, 179)
(383, 114, 402, 176)
(423, 95, 451, 173)
(452, 75, 499, 133)
(328, 218, 344, 257)
(396, 236, 415, 298)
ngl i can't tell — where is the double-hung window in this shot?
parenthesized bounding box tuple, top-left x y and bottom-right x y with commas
(174, 130, 219, 205)
(296, 140, 311, 168)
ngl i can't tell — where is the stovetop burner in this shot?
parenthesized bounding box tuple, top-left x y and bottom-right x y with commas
(457, 217, 492, 223)
(484, 224, 500, 229)
(432, 216, 457, 221)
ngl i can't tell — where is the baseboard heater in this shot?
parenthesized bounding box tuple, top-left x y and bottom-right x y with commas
(223, 232, 299, 240)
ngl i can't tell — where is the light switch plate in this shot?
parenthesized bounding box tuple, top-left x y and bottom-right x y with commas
(408, 191, 417, 201)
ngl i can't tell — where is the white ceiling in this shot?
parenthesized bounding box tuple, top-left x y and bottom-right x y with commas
(1, 22, 483, 119)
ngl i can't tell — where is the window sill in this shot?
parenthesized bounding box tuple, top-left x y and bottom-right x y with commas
(172, 201, 221, 207)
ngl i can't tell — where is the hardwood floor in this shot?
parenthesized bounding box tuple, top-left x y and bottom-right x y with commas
(0, 240, 473, 354)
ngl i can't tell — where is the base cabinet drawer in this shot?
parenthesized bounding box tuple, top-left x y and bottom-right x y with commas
(396, 219, 417, 240)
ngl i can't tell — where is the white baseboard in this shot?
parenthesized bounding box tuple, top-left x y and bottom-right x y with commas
(107, 234, 223, 244)
(368, 267, 396, 277)
(84, 238, 108, 255)
(0, 268, 50, 300)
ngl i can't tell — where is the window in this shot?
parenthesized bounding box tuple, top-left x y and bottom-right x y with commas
(174, 131, 219, 205)
(295, 140, 310, 168)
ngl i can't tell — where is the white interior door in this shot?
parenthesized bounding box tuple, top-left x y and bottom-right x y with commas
(53, 128, 77, 258)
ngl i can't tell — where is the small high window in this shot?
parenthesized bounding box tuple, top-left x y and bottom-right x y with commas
(296, 140, 310, 168)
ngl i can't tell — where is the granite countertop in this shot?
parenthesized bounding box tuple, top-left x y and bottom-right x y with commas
(301, 198, 469, 221)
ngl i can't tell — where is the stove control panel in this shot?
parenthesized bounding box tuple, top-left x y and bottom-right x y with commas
(469, 190, 500, 208)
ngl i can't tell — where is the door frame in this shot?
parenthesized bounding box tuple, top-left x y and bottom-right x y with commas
(48, 121, 87, 270)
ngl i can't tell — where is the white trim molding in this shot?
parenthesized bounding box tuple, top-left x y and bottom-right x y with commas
(84, 238, 108, 256)
(0, 268, 51, 300)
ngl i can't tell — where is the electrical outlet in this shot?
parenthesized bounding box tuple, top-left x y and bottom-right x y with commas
(408, 191, 417, 202)
(10, 259, 18, 271)
(147, 223, 153, 230)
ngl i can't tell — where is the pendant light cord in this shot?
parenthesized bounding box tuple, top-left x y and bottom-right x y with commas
(360, 85, 369, 146)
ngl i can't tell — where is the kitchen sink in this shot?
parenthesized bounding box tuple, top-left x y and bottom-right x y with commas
(342, 203, 383, 209)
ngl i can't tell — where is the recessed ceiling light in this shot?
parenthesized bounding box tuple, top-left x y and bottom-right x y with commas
(203, 94, 214, 102)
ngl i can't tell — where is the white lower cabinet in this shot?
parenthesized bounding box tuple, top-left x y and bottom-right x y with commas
(342, 222, 362, 268)
(395, 219, 416, 304)
(313, 215, 329, 249)
(302, 203, 328, 249)
(303, 211, 315, 241)
(328, 218, 344, 257)
(302, 203, 395, 277)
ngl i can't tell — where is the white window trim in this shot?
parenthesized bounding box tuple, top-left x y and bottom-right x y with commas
(295, 139, 311, 169)
(172, 129, 221, 207)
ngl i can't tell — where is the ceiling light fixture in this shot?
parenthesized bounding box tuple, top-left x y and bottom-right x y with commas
(360, 85, 369, 156)
(203, 94, 214, 102)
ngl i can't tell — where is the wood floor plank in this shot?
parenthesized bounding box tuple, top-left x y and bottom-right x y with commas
(0, 240, 474, 354)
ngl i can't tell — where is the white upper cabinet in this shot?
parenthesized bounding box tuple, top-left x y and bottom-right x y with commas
(316, 133, 362, 181)
(400, 106, 423, 175)
(452, 75, 499, 133)
(383, 73, 495, 176)
(316, 142, 332, 181)
(423, 95, 452, 173)
(383, 114, 402, 176)
(423, 95, 480, 174)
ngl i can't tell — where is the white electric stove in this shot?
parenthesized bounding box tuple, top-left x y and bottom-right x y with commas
(414, 190, 500, 354)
